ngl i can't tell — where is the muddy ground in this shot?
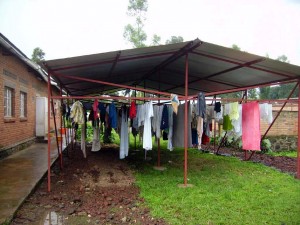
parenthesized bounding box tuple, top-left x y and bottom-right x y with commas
(10, 143, 297, 225)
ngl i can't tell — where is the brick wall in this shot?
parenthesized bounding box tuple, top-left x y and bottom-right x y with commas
(261, 104, 298, 136)
(0, 46, 61, 149)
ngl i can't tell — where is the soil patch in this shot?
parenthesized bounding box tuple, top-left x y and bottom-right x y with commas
(211, 147, 297, 176)
(11, 144, 167, 225)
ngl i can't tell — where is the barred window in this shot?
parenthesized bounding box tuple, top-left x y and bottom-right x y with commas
(4, 86, 15, 117)
(20, 91, 27, 117)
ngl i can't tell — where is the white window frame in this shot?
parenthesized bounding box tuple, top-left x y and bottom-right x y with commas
(4, 86, 14, 117)
(20, 91, 27, 118)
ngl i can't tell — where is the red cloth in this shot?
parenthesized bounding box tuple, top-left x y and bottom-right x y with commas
(92, 99, 99, 120)
(129, 101, 136, 119)
(242, 102, 261, 151)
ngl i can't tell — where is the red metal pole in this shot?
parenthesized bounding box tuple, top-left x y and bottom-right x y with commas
(60, 86, 63, 169)
(297, 81, 300, 179)
(262, 82, 299, 140)
(47, 71, 51, 192)
(184, 54, 189, 186)
(50, 93, 61, 168)
(51, 71, 184, 98)
(189, 80, 298, 98)
(50, 95, 182, 101)
(157, 91, 161, 167)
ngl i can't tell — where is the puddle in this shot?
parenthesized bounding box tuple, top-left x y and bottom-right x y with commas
(41, 211, 65, 225)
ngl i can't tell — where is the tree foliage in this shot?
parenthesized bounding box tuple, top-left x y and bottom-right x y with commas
(165, 36, 184, 44)
(231, 44, 241, 51)
(259, 55, 297, 99)
(124, 0, 148, 48)
(31, 47, 45, 63)
(151, 34, 161, 46)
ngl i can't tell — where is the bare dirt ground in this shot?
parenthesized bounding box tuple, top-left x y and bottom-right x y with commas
(11, 144, 167, 225)
(10, 144, 297, 225)
(212, 147, 297, 176)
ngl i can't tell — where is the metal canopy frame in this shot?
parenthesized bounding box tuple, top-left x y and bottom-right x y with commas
(44, 39, 300, 191)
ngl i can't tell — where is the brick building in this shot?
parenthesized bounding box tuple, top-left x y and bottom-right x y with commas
(261, 103, 298, 136)
(0, 33, 61, 157)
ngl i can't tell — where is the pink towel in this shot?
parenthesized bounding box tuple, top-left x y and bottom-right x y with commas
(242, 102, 261, 151)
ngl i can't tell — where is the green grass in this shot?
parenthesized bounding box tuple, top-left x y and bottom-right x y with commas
(267, 151, 298, 158)
(126, 141, 300, 225)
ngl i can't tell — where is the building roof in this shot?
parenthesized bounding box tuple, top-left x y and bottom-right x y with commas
(0, 33, 49, 82)
(43, 39, 300, 97)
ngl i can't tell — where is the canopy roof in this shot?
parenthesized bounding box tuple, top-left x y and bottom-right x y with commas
(43, 39, 300, 97)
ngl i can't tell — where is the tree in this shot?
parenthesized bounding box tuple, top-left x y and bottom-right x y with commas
(31, 47, 45, 63)
(151, 34, 161, 46)
(247, 89, 258, 99)
(123, 0, 148, 48)
(231, 44, 241, 51)
(165, 36, 184, 44)
(276, 54, 289, 63)
(259, 55, 298, 99)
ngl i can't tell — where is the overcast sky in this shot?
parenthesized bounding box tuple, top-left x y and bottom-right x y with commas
(1, 0, 300, 66)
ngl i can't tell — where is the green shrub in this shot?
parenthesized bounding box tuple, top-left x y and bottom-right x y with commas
(261, 138, 272, 153)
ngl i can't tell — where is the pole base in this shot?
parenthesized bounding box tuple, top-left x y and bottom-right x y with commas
(153, 166, 166, 171)
(178, 184, 194, 188)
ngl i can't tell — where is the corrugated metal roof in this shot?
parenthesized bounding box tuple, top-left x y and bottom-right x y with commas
(43, 39, 300, 97)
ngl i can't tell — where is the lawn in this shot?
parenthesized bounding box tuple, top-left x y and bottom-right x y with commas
(267, 151, 298, 158)
(126, 137, 300, 225)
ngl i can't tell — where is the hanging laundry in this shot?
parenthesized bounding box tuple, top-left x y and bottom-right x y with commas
(223, 115, 233, 131)
(70, 101, 85, 124)
(91, 126, 101, 152)
(231, 104, 242, 136)
(214, 103, 223, 122)
(172, 102, 192, 148)
(137, 104, 145, 127)
(81, 123, 87, 158)
(214, 102, 221, 113)
(260, 103, 273, 124)
(170, 94, 179, 114)
(191, 103, 198, 147)
(82, 102, 92, 110)
(120, 106, 129, 159)
(242, 102, 261, 151)
(109, 102, 117, 129)
(152, 105, 164, 138)
(229, 102, 239, 121)
(160, 104, 169, 130)
(143, 101, 154, 150)
(92, 99, 100, 121)
(129, 101, 137, 119)
(167, 105, 174, 151)
(197, 116, 203, 149)
(98, 102, 106, 124)
(196, 92, 206, 118)
(224, 103, 231, 116)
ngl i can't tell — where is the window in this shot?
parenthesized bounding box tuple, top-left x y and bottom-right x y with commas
(4, 86, 14, 117)
(20, 91, 27, 118)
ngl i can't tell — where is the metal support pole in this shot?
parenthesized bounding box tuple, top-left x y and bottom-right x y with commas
(50, 93, 61, 169)
(134, 89, 137, 150)
(47, 71, 52, 192)
(184, 54, 189, 186)
(60, 86, 64, 168)
(297, 81, 300, 179)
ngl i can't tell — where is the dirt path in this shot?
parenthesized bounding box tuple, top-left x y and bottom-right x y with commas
(11, 145, 167, 225)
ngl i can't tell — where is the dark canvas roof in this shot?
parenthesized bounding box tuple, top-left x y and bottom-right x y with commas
(43, 39, 300, 97)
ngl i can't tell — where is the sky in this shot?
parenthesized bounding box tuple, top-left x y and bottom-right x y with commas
(0, 0, 300, 66)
